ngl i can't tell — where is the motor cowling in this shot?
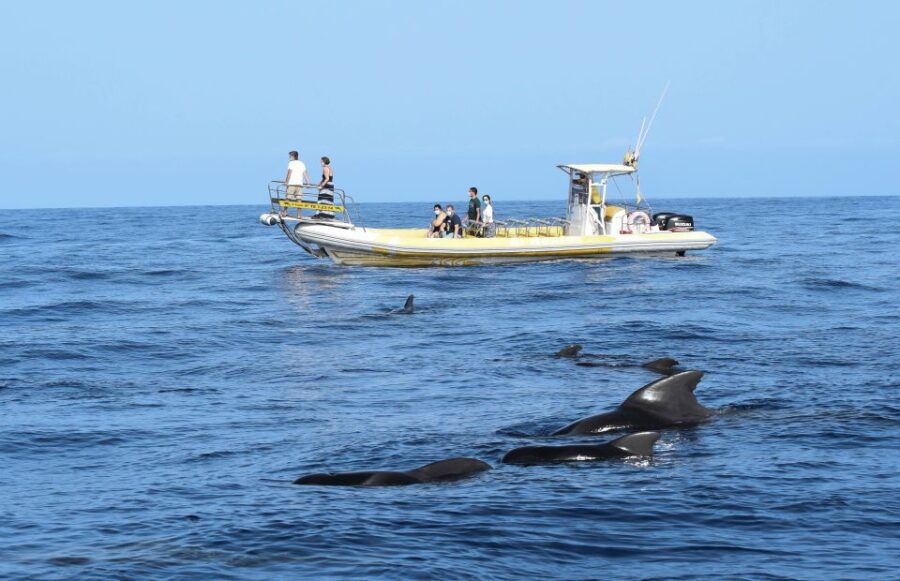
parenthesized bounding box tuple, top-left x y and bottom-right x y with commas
(652, 212, 694, 231)
(259, 213, 282, 226)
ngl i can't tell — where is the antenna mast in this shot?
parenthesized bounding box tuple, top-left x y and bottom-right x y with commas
(635, 81, 670, 159)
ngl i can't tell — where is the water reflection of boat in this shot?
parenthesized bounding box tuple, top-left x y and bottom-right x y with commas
(260, 162, 716, 267)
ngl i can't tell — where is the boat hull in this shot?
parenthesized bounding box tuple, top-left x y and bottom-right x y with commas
(291, 225, 717, 267)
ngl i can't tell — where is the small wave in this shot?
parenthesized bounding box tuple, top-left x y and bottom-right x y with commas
(0, 232, 24, 241)
(40, 379, 89, 389)
(3, 299, 132, 317)
(718, 398, 785, 413)
(800, 277, 884, 292)
(0, 428, 154, 454)
(188, 449, 243, 462)
(22, 348, 93, 361)
(46, 556, 91, 566)
(0, 279, 33, 289)
(66, 270, 110, 281)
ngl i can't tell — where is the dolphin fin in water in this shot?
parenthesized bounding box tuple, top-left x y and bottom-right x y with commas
(552, 370, 713, 435)
(293, 457, 491, 486)
(501, 431, 660, 464)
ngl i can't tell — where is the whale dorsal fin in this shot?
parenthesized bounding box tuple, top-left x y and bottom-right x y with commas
(608, 431, 660, 456)
(620, 370, 711, 422)
(403, 295, 415, 312)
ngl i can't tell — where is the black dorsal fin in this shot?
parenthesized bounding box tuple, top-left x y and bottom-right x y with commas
(608, 431, 660, 456)
(620, 370, 711, 422)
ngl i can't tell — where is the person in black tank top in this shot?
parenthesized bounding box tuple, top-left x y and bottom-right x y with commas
(316, 156, 335, 219)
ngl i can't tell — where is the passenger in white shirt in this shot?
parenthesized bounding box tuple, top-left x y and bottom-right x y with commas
(284, 151, 310, 217)
(481, 194, 495, 237)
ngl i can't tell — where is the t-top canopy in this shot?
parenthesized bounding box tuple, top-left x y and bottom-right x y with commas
(558, 163, 636, 175)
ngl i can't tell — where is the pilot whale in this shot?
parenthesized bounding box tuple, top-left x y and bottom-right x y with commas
(576, 356, 681, 375)
(293, 457, 491, 486)
(552, 370, 712, 435)
(502, 431, 660, 465)
(555, 344, 584, 358)
(392, 294, 415, 314)
(555, 344, 682, 375)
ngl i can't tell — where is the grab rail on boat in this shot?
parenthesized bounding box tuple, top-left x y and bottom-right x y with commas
(493, 217, 568, 238)
(267, 181, 365, 232)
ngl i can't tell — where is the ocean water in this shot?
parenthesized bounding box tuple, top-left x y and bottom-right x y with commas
(1, 196, 898, 579)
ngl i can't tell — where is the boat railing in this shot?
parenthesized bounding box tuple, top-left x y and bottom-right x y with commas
(494, 217, 568, 238)
(267, 181, 366, 231)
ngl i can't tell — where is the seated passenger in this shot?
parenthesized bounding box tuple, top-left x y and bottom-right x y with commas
(444, 205, 462, 238)
(429, 204, 447, 238)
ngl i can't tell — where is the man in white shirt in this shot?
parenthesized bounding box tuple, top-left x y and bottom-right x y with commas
(283, 151, 310, 218)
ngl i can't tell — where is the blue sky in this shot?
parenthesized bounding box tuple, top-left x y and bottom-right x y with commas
(1, 0, 897, 208)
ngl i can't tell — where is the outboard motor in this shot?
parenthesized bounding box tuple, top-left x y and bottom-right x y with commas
(259, 213, 282, 226)
(653, 212, 694, 232)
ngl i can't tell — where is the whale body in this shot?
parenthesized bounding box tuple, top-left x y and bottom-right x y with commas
(293, 457, 491, 486)
(502, 431, 660, 465)
(552, 370, 712, 435)
(575, 356, 681, 374)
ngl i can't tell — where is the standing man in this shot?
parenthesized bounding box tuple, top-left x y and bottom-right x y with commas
(284, 151, 310, 216)
(467, 187, 482, 227)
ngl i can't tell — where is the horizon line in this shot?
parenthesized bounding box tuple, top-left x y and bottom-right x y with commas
(1, 192, 897, 212)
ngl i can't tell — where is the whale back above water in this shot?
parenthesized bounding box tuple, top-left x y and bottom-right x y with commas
(641, 357, 680, 375)
(405, 457, 492, 482)
(558, 345, 682, 375)
(552, 371, 712, 435)
(555, 344, 583, 358)
(293, 457, 491, 486)
(502, 432, 660, 464)
(294, 470, 421, 486)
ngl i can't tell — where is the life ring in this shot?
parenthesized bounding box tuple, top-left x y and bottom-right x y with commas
(625, 211, 652, 233)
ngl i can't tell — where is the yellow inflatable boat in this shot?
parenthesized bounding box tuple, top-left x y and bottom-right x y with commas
(260, 163, 716, 267)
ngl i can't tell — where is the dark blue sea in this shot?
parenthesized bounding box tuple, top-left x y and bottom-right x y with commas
(1, 196, 898, 579)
